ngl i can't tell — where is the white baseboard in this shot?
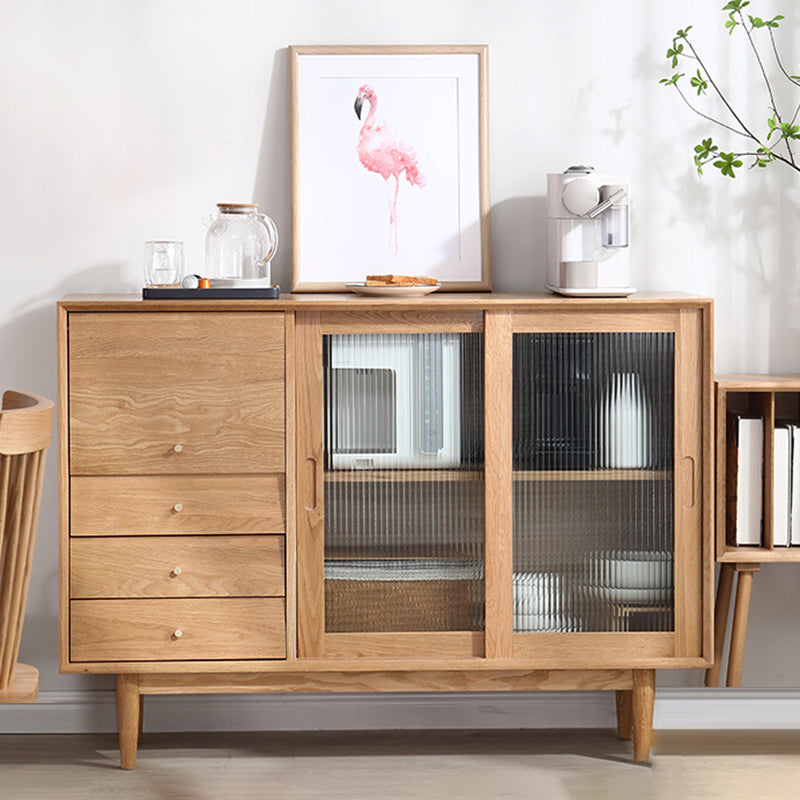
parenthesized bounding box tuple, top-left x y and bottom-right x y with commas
(3, 689, 800, 734)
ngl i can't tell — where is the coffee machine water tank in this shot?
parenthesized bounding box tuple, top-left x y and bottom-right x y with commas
(546, 166, 633, 297)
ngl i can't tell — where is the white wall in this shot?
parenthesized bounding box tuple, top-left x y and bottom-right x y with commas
(2, 0, 800, 712)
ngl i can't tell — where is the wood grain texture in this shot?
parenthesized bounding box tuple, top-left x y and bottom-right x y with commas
(284, 312, 298, 660)
(70, 475, 285, 536)
(674, 308, 705, 659)
(294, 312, 325, 658)
(70, 535, 285, 599)
(0, 391, 52, 691)
(726, 564, 760, 687)
(68, 312, 285, 475)
(320, 310, 483, 334)
(512, 309, 678, 334)
(0, 662, 38, 703)
(615, 689, 633, 740)
(58, 293, 714, 313)
(70, 598, 286, 662)
(58, 305, 71, 672)
(322, 632, 483, 660)
(139, 668, 633, 695)
(116, 674, 140, 769)
(705, 562, 735, 687)
(632, 668, 655, 762)
(484, 310, 512, 659)
(0, 391, 54, 455)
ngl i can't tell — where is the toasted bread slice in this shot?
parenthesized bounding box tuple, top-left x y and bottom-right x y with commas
(365, 274, 438, 286)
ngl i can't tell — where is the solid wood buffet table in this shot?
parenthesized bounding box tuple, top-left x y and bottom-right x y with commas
(58, 293, 714, 767)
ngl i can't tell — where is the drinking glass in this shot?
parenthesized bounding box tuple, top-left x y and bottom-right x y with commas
(144, 241, 184, 287)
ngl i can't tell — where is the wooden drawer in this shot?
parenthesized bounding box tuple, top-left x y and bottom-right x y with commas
(68, 312, 285, 475)
(70, 598, 286, 661)
(70, 475, 285, 536)
(70, 535, 285, 598)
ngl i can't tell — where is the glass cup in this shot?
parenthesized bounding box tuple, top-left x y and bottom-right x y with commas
(144, 241, 184, 287)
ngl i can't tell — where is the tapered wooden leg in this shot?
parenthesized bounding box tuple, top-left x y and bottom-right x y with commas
(138, 694, 144, 744)
(615, 690, 633, 740)
(726, 564, 760, 687)
(116, 674, 140, 769)
(705, 563, 735, 687)
(632, 669, 655, 762)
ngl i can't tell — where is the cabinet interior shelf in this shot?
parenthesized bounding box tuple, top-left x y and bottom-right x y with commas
(325, 469, 669, 484)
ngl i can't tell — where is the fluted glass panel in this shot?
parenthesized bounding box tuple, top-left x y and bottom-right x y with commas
(513, 332, 674, 633)
(323, 333, 484, 632)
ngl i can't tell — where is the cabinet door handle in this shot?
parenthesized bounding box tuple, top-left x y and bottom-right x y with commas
(304, 456, 318, 513)
(172, 628, 183, 639)
(173, 444, 183, 453)
(172, 503, 183, 513)
(683, 455, 696, 508)
(170, 567, 182, 577)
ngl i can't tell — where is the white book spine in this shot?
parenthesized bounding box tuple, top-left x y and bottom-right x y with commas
(773, 426, 791, 547)
(791, 426, 800, 545)
(736, 418, 763, 546)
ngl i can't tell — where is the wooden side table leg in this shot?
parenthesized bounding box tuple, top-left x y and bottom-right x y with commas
(705, 563, 736, 687)
(138, 694, 144, 744)
(116, 674, 140, 770)
(615, 690, 633, 740)
(632, 669, 655, 762)
(726, 564, 760, 688)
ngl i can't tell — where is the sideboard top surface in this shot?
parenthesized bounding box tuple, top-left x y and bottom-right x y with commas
(58, 291, 713, 313)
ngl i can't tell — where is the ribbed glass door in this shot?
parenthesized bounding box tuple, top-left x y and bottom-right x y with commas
(513, 332, 674, 633)
(323, 332, 484, 632)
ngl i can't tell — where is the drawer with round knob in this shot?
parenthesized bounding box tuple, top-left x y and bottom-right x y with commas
(68, 311, 286, 475)
(70, 475, 285, 536)
(70, 535, 285, 598)
(69, 598, 286, 662)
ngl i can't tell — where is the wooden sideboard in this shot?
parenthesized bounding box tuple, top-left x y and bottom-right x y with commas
(58, 293, 714, 767)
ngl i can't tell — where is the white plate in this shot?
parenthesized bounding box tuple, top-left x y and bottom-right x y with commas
(345, 282, 441, 297)
(546, 282, 636, 298)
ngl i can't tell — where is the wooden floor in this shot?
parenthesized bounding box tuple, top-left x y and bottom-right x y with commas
(1, 729, 799, 799)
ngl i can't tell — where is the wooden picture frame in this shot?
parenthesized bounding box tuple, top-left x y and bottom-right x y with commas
(289, 45, 491, 293)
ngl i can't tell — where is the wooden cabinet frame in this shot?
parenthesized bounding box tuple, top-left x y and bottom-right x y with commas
(58, 294, 713, 768)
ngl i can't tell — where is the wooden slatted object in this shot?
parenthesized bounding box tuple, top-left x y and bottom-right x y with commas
(0, 390, 54, 702)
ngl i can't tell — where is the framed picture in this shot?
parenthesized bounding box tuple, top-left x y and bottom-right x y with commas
(289, 45, 490, 292)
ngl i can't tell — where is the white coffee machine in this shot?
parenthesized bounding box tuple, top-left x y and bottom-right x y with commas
(546, 165, 633, 297)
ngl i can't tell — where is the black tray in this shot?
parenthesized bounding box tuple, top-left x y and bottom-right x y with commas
(142, 286, 280, 300)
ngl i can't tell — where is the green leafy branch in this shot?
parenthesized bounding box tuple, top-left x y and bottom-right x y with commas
(659, 1, 800, 177)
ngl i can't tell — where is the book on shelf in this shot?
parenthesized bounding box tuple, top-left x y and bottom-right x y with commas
(726, 411, 764, 547)
(773, 424, 791, 547)
(792, 424, 800, 546)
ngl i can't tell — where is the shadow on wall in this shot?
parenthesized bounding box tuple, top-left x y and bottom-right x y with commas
(253, 48, 292, 292)
(0, 262, 126, 690)
(625, 16, 800, 373)
(490, 196, 548, 293)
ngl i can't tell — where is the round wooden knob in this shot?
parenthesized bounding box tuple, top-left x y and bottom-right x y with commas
(173, 503, 183, 513)
(172, 628, 183, 639)
(173, 444, 183, 453)
(170, 567, 182, 577)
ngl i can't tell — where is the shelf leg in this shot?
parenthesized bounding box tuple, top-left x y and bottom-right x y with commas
(138, 694, 144, 744)
(726, 564, 760, 688)
(705, 563, 736, 687)
(116, 674, 140, 770)
(632, 669, 655, 762)
(615, 690, 633, 740)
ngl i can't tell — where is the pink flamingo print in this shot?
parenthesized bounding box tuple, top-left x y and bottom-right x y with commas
(354, 84, 426, 253)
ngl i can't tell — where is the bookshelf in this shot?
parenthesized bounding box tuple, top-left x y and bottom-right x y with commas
(707, 375, 800, 688)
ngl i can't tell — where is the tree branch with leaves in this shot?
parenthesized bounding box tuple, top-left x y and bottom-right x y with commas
(660, 0, 800, 177)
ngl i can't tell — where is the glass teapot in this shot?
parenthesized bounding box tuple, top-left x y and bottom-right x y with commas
(203, 203, 279, 283)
